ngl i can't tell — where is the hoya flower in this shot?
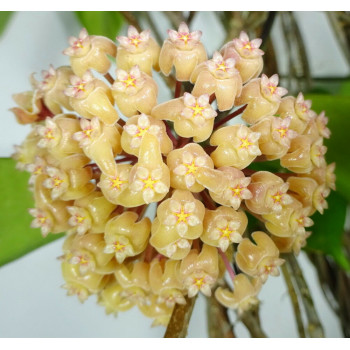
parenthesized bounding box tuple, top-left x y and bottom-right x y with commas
(271, 230, 312, 256)
(29, 207, 54, 237)
(176, 244, 219, 297)
(68, 249, 96, 275)
(104, 212, 151, 263)
(236, 231, 285, 283)
(299, 162, 336, 192)
(156, 189, 204, 238)
(98, 164, 132, 205)
(281, 135, 326, 173)
(121, 114, 173, 156)
(31, 65, 73, 114)
(315, 111, 331, 139)
(65, 71, 119, 126)
(250, 116, 298, 160)
(149, 259, 186, 308)
(10, 89, 46, 125)
(262, 197, 314, 238)
(277, 92, 317, 134)
(43, 154, 95, 201)
(36, 115, 82, 160)
(191, 51, 242, 111)
(215, 274, 262, 315)
(73, 117, 122, 176)
(98, 281, 134, 315)
(167, 143, 214, 192)
(200, 167, 252, 209)
(63, 28, 117, 77)
(159, 22, 207, 81)
(210, 124, 261, 169)
(26, 156, 48, 185)
(245, 171, 293, 215)
(116, 26, 160, 75)
(61, 261, 110, 303)
(235, 74, 288, 125)
(201, 206, 248, 252)
(67, 191, 116, 235)
(114, 262, 151, 305)
(152, 93, 217, 142)
(287, 176, 330, 215)
(112, 65, 158, 117)
(220, 31, 264, 83)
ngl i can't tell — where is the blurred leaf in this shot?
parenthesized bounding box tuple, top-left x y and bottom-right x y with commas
(305, 191, 349, 271)
(0, 158, 63, 267)
(306, 94, 350, 202)
(75, 11, 123, 40)
(0, 11, 13, 37)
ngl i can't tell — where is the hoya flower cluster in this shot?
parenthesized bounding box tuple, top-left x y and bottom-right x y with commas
(12, 23, 335, 325)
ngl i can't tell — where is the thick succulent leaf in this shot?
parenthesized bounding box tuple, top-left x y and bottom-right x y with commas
(0, 158, 63, 267)
(306, 94, 350, 202)
(305, 191, 349, 271)
(75, 11, 123, 40)
(0, 11, 13, 37)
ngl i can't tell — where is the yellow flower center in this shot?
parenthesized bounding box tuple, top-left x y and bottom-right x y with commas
(216, 62, 227, 72)
(272, 191, 283, 203)
(142, 175, 157, 190)
(130, 36, 141, 47)
(190, 103, 205, 117)
(243, 42, 252, 50)
(265, 265, 273, 273)
(38, 216, 47, 224)
(76, 215, 85, 224)
(79, 256, 89, 265)
(111, 177, 127, 190)
(230, 185, 243, 197)
(296, 216, 305, 226)
(276, 127, 287, 138)
(194, 277, 204, 288)
(185, 160, 198, 175)
(45, 129, 55, 140)
(179, 33, 190, 44)
(219, 225, 233, 239)
(122, 75, 136, 88)
(135, 126, 149, 138)
(239, 137, 253, 149)
(33, 166, 43, 175)
(174, 207, 191, 223)
(268, 85, 277, 94)
(53, 177, 64, 187)
(113, 242, 126, 252)
(83, 128, 93, 138)
(76, 83, 86, 92)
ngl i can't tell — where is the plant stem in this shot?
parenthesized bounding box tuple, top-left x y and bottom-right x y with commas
(164, 295, 197, 338)
(120, 11, 142, 32)
(240, 306, 268, 338)
(283, 253, 325, 337)
(281, 263, 306, 337)
(175, 80, 182, 98)
(104, 73, 114, 84)
(213, 105, 247, 130)
(164, 121, 178, 147)
(206, 294, 235, 338)
(218, 249, 236, 283)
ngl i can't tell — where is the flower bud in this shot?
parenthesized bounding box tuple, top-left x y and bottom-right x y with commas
(160, 22, 207, 81)
(63, 28, 117, 77)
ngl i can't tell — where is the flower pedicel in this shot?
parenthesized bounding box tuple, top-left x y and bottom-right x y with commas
(12, 24, 335, 327)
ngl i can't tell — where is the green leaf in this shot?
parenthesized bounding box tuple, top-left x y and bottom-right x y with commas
(306, 94, 350, 202)
(75, 11, 123, 40)
(0, 11, 14, 37)
(305, 191, 349, 271)
(0, 158, 63, 267)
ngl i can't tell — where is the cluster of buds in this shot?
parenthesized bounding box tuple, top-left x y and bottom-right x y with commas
(12, 23, 335, 325)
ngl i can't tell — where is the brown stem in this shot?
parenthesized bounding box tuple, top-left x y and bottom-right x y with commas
(213, 105, 247, 130)
(209, 94, 216, 104)
(144, 244, 155, 263)
(118, 119, 126, 127)
(164, 121, 178, 147)
(206, 294, 235, 338)
(164, 295, 197, 338)
(240, 307, 268, 338)
(187, 11, 197, 26)
(281, 263, 306, 337)
(174, 80, 182, 98)
(116, 154, 138, 163)
(200, 190, 217, 210)
(283, 253, 325, 337)
(120, 11, 142, 32)
(177, 136, 191, 148)
(104, 73, 114, 84)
